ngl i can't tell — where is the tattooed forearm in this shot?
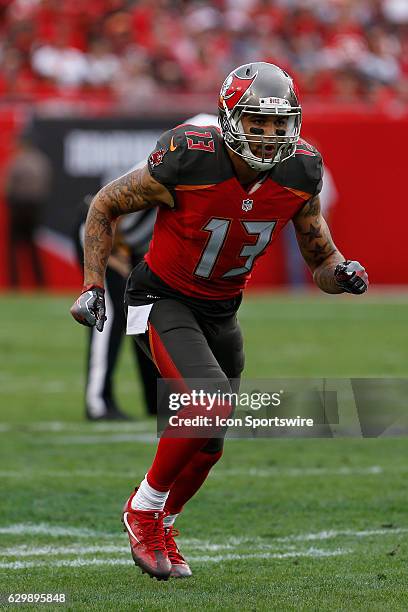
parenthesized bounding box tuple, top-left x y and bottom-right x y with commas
(81, 166, 171, 287)
(293, 195, 344, 293)
(306, 241, 335, 266)
(296, 219, 337, 267)
(313, 257, 344, 294)
(301, 222, 322, 243)
(98, 170, 156, 218)
(83, 206, 114, 286)
(297, 226, 343, 293)
(300, 195, 320, 217)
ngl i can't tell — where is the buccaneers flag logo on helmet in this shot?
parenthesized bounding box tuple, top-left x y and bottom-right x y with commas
(219, 73, 257, 111)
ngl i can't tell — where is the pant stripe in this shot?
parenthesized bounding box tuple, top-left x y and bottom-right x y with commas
(148, 322, 183, 379)
(147, 322, 190, 395)
(147, 322, 160, 372)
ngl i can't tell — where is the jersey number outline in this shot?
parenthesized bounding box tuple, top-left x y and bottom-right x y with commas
(185, 131, 215, 153)
(194, 218, 277, 279)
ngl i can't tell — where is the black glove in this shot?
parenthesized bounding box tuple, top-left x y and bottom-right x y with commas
(70, 285, 107, 332)
(334, 260, 368, 295)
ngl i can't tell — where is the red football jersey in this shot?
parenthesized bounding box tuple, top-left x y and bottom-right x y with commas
(145, 125, 323, 300)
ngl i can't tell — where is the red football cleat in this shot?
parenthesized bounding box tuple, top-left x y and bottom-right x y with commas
(165, 525, 192, 578)
(122, 490, 171, 580)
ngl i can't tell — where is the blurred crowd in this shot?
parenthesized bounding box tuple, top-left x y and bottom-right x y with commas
(1, 0, 408, 111)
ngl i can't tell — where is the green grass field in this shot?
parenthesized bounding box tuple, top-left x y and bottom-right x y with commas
(1, 292, 408, 611)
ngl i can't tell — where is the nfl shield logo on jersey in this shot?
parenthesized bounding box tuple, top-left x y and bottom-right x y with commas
(242, 199, 253, 212)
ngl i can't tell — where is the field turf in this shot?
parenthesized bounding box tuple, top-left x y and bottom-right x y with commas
(0, 292, 407, 611)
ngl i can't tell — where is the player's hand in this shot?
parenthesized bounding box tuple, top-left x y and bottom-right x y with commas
(70, 285, 107, 332)
(334, 260, 368, 295)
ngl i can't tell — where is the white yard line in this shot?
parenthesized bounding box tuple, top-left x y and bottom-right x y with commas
(1, 524, 407, 546)
(55, 434, 156, 444)
(280, 528, 408, 543)
(1, 465, 402, 480)
(0, 381, 71, 393)
(188, 548, 350, 563)
(0, 548, 350, 570)
(1, 545, 127, 557)
(0, 421, 154, 433)
(0, 524, 113, 538)
(182, 528, 408, 548)
(0, 542, 330, 559)
(214, 466, 387, 478)
(0, 470, 137, 479)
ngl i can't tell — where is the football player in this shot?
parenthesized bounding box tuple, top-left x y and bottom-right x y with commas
(70, 62, 368, 580)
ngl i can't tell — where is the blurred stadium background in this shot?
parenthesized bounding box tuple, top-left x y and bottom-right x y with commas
(1, 1, 408, 609)
(1, 0, 408, 289)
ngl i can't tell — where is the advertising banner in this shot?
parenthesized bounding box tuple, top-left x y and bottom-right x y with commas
(1, 112, 407, 288)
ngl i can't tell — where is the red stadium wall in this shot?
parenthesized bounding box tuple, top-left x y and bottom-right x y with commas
(301, 112, 405, 288)
(253, 111, 408, 288)
(0, 110, 407, 291)
(0, 110, 20, 289)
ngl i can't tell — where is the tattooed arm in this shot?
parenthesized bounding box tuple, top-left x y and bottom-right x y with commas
(292, 195, 345, 294)
(83, 165, 173, 287)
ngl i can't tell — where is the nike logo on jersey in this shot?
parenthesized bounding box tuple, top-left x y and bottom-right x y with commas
(170, 136, 178, 152)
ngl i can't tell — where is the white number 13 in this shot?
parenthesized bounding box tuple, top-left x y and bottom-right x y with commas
(194, 218, 277, 279)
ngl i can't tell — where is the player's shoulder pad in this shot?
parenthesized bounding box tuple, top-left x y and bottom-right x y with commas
(272, 138, 323, 198)
(147, 124, 222, 188)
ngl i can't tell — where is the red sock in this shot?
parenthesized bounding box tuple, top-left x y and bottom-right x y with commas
(164, 449, 223, 514)
(147, 438, 212, 491)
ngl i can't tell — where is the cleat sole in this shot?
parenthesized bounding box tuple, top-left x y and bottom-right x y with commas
(132, 556, 170, 581)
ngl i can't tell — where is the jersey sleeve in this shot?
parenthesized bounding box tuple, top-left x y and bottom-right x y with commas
(295, 140, 324, 197)
(147, 126, 188, 189)
(147, 124, 222, 189)
(269, 139, 324, 200)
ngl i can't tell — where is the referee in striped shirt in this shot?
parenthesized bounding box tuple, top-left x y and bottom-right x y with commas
(74, 200, 159, 420)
